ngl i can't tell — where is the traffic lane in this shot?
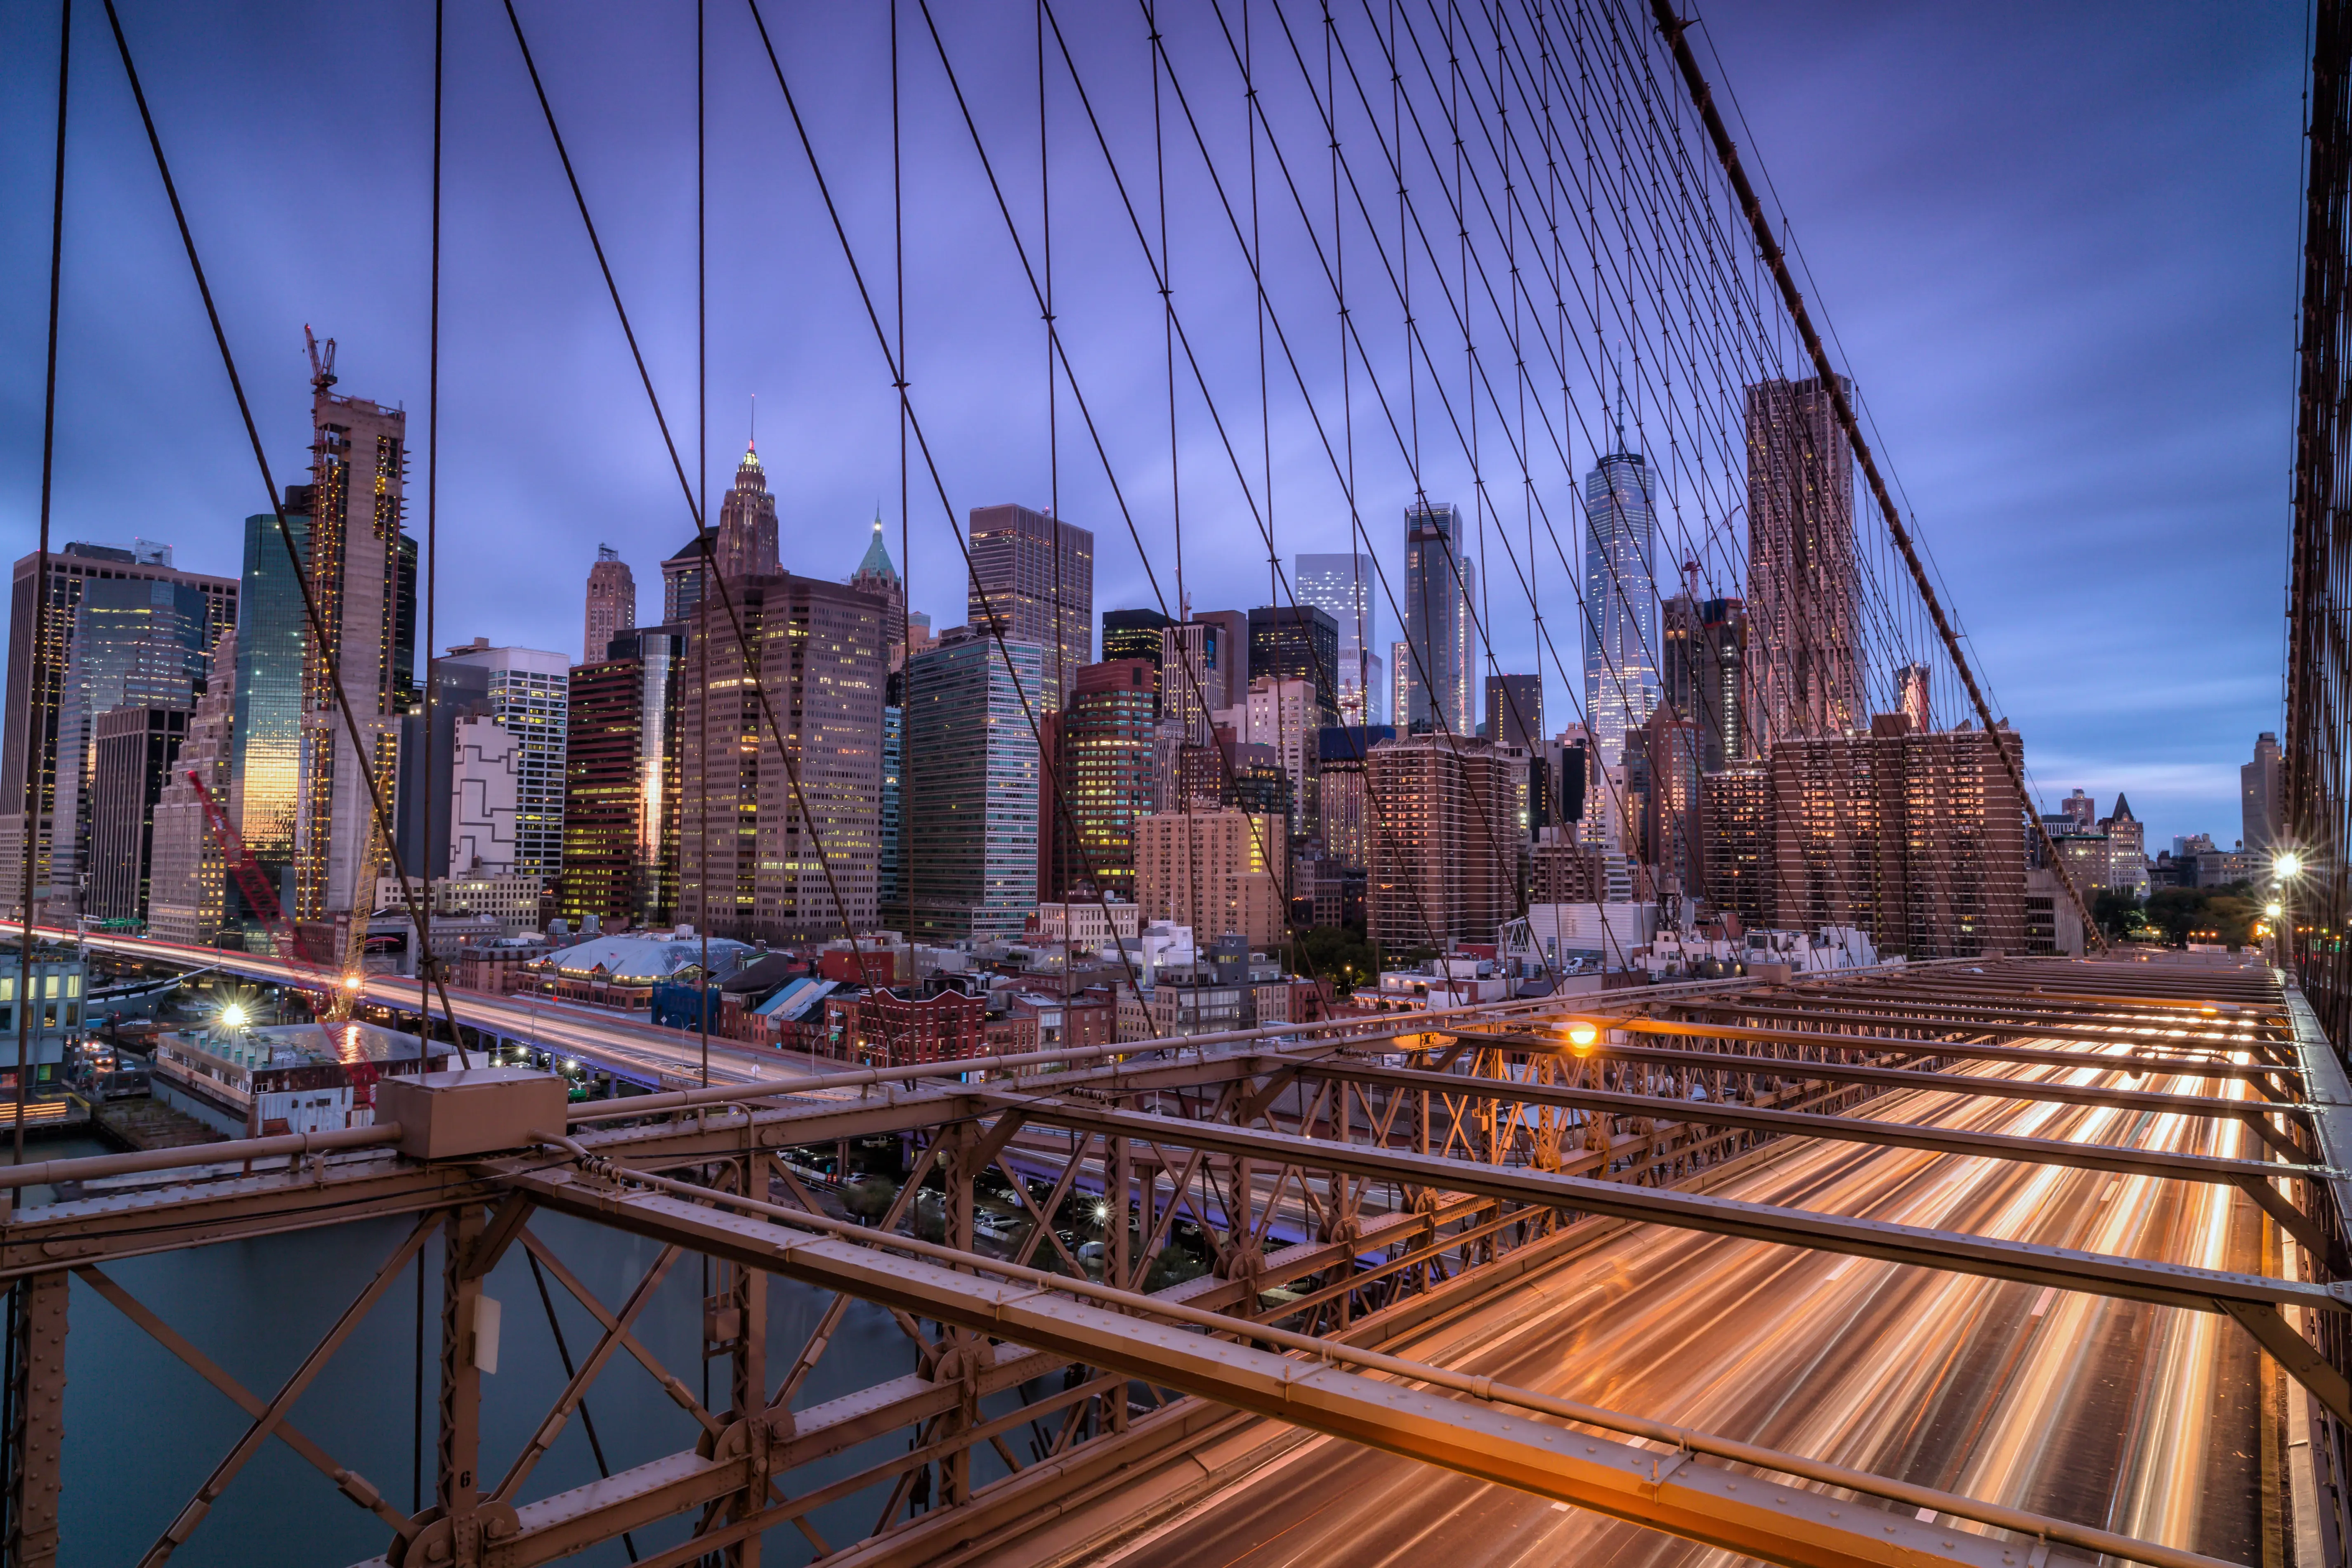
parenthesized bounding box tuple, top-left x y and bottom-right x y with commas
(78, 928, 810, 1088)
(1100, 1073, 2262, 1566)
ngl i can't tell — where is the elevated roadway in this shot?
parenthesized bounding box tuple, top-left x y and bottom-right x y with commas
(47, 926, 817, 1092)
(1029, 1054, 2272, 1567)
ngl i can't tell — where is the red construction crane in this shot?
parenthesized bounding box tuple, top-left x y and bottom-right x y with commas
(186, 771, 319, 970)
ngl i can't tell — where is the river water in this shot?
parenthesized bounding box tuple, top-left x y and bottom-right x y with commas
(28, 1137, 937, 1567)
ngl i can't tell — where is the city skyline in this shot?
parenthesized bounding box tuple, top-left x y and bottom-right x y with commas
(0, 5, 2298, 852)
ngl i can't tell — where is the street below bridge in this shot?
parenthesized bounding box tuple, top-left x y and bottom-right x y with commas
(1077, 1053, 2269, 1568)
(59, 928, 825, 1092)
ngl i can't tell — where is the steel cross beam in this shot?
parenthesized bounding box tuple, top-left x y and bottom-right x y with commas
(1474, 1020, 2289, 1089)
(987, 1096, 2352, 1422)
(1655, 1001, 2296, 1059)
(1440, 1035, 2309, 1148)
(1297, 1061, 2336, 1259)
(506, 1174, 2116, 1568)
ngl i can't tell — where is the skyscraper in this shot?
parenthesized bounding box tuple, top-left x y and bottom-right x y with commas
(438, 641, 571, 888)
(1660, 585, 1748, 773)
(87, 707, 189, 923)
(49, 575, 216, 911)
(1770, 713, 2026, 958)
(1403, 503, 1476, 735)
(149, 628, 238, 946)
(905, 627, 1043, 943)
(1102, 608, 1174, 667)
(661, 528, 717, 623)
(233, 502, 311, 877)
(1365, 734, 1516, 949)
(1745, 375, 1861, 751)
(715, 442, 780, 583)
(848, 515, 908, 666)
(1, 540, 235, 915)
(583, 545, 637, 665)
(561, 625, 685, 931)
(1247, 604, 1340, 720)
(967, 504, 1093, 712)
(680, 576, 884, 942)
(293, 368, 418, 921)
(1042, 658, 1158, 900)
(1484, 674, 1543, 751)
(1583, 443, 1659, 769)
(2244, 731, 2285, 853)
(1294, 553, 1381, 725)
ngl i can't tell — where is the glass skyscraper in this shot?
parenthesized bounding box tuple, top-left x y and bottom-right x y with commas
(1293, 552, 1382, 724)
(1582, 448, 1659, 768)
(51, 576, 213, 904)
(1402, 504, 1476, 735)
(904, 629, 1044, 944)
(235, 504, 314, 867)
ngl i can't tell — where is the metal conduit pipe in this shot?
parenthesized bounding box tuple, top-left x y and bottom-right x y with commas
(524, 1135, 2236, 1568)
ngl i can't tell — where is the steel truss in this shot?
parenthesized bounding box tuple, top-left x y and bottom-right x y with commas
(0, 960, 2338, 1568)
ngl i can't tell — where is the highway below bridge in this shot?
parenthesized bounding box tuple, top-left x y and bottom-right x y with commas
(55, 926, 822, 1093)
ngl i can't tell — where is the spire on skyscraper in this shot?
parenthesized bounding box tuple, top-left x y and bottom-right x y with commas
(855, 511, 898, 583)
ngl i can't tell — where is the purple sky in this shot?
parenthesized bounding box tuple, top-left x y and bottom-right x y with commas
(0, 1, 2306, 854)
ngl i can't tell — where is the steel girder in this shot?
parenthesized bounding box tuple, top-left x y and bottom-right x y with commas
(507, 1176, 2107, 1568)
(987, 1093, 2352, 1424)
(1479, 1018, 2288, 1088)
(1298, 1058, 2338, 1262)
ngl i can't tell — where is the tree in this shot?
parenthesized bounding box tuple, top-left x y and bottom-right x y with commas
(2089, 888, 2142, 940)
(1293, 923, 1380, 994)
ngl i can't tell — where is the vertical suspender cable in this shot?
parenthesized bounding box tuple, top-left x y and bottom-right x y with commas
(415, 0, 442, 1508)
(14, 0, 69, 1174)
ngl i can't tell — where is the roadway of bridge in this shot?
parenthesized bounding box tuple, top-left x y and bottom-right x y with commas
(1032, 1053, 2269, 1568)
(55, 927, 821, 1093)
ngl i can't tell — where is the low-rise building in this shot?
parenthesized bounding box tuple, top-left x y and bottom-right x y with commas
(528, 930, 754, 1011)
(152, 1018, 453, 1139)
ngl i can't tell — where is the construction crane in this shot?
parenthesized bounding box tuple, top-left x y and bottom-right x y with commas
(304, 324, 336, 392)
(187, 772, 317, 971)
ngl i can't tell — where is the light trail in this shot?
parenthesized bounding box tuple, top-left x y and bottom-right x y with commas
(1095, 1048, 2266, 1566)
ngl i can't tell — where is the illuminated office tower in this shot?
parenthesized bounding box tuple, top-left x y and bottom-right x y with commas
(293, 367, 418, 921)
(680, 576, 885, 943)
(561, 625, 685, 931)
(848, 515, 908, 666)
(48, 574, 215, 911)
(1, 539, 234, 915)
(967, 504, 1093, 713)
(1582, 437, 1659, 770)
(1661, 582, 1748, 773)
(1102, 607, 1174, 668)
(438, 640, 571, 889)
(583, 545, 637, 665)
(1294, 553, 1381, 723)
(149, 628, 238, 945)
(715, 441, 780, 583)
(904, 627, 1043, 944)
(1042, 658, 1158, 901)
(1402, 504, 1476, 735)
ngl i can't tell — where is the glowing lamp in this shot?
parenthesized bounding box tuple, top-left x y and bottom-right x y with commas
(2266, 902, 2284, 919)
(340, 973, 363, 992)
(2276, 851, 2307, 879)
(218, 1004, 248, 1030)
(1565, 1020, 1599, 1055)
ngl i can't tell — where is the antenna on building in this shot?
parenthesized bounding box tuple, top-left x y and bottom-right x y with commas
(748, 392, 756, 453)
(303, 325, 337, 392)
